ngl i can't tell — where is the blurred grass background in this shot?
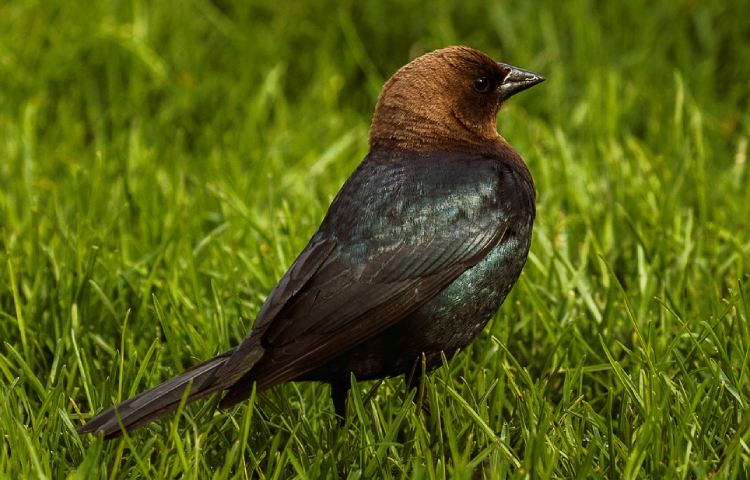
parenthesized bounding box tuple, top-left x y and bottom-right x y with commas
(1, 0, 749, 477)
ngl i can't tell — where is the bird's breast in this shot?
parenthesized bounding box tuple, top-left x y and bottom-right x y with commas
(409, 218, 533, 350)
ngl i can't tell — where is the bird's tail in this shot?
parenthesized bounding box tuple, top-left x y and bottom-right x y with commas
(78, 348, 235, 439)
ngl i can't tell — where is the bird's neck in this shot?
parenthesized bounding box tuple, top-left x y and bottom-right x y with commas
(369, 103, 503, 156)
(369, 107, 534, 191)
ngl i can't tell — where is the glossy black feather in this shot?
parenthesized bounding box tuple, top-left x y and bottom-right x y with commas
(78, 45, 544, 439)
(80, 147, 535, 436)
(219, 148, 534, 405)
(78, 349, 236, 438)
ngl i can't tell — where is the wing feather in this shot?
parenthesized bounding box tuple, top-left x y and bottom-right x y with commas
(216, 151, 516, 402)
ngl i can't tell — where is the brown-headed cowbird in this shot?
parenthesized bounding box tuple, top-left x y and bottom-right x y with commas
(79, 46, 544, 438)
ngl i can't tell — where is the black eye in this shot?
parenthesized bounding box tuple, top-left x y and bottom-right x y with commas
(473, 76, 490, 93)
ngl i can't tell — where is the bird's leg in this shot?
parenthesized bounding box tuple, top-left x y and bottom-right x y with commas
(405, 353, 431, 415)
(417, 352, 431, 416)
(330, 380, 349, 422)
(405, 356, 419, 394)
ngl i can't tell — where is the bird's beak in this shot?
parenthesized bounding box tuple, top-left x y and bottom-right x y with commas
(497, 63, 545, 100)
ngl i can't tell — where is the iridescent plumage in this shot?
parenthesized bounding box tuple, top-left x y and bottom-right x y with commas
(79, 46, 543, 438)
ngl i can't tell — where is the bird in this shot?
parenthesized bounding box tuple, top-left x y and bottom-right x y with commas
(78, 46, 544, 438)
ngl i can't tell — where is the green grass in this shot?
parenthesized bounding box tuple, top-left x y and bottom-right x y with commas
(1, 0, 749, 477)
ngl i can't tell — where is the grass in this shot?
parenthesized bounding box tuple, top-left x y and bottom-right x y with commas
(1, 0, 749, 477)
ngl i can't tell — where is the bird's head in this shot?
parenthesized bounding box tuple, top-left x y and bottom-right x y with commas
(370, 46, 544, 154)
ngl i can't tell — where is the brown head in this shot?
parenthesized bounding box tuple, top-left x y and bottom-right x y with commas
(370, 46, 544, 154)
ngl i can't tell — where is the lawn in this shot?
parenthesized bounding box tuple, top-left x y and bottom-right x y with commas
(1, 0, 749, 478)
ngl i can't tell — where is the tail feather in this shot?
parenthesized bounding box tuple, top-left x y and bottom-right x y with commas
(79, 349, 235, 439)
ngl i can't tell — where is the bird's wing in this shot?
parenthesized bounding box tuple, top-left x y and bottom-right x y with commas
(212, 151, 524, 392)
(249, 227, 506, 388)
